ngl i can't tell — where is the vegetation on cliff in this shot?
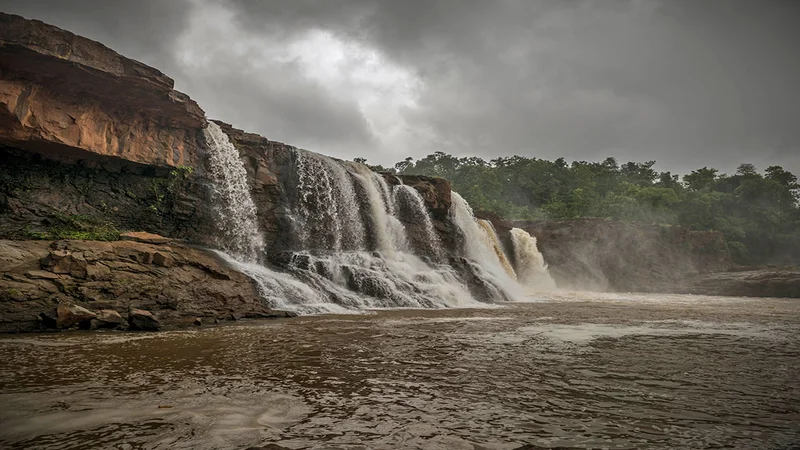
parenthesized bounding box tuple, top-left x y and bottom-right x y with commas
(359, 153, 800, 266)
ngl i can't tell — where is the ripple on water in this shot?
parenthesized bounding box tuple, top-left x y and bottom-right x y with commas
(0, 296, 798, 449)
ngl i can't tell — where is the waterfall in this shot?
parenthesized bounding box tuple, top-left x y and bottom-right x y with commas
(394, 184, 442, 259)
(510, 228, 558, 291)
(477, 219, 517, 280)
(202, 131, 537, 314)
(294, 149, 366, 251)
(203, 122, 264, 261)
(450, 192, 524, 301)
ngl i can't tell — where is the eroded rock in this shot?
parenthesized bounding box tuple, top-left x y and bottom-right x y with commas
(119, 232, 173, 245)
(129, 309, 160, 331)
(91, 309, 127, 330)
(56, 303, 96, 329)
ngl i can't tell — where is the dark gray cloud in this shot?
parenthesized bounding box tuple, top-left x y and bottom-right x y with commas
(2, 0, 798, 175)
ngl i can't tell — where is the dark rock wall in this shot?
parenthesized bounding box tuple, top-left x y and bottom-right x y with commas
(0, 146, 217, 245)
(514, 218, 732, 293)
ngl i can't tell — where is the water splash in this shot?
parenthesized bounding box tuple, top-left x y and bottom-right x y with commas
(214, 251, 354, 315)
(203, 122, 264, 261)
(510, 228, 558, 292)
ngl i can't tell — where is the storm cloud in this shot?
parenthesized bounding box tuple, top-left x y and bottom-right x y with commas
(1, 0, 798, 174)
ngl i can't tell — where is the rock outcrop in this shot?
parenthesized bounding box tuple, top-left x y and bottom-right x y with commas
(0, 239, 292, 333)
(0, 12, 205, 170)
(513, 219, 732, 293)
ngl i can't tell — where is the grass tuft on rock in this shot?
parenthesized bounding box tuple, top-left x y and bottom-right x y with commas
(26, 213, 120, 241)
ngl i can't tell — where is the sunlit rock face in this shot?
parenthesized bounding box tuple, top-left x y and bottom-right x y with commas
(0, 12, 205, 170)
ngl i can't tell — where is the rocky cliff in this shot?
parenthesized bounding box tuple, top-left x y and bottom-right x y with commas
(0, 13, 204, 170)
(513, 219, 732, 293)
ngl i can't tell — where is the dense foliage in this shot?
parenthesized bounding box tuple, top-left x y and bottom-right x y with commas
(356, 153, 800, 266)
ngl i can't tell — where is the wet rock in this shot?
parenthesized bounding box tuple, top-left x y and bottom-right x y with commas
(129, 309, 160, 331)
(246, 445, 291, 450)
(119, 232, 173, 245)
(243, 310, 298, 319)
(91, 309, 127, 330)
(85, 264, 111, 281)
(56, 304, 96, 329)
(38, 309, 58, 328)
(40, 250, 73, 274)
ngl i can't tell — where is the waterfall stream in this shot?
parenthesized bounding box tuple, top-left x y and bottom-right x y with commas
(204, 124, 553, 314)
(510, 228, 558, 291)
(203, 122, 264, 261)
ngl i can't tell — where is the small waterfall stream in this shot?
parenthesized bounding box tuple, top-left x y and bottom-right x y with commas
(203, 122, 264, 261)
(203, 123, 553, 314)
(450, 193, 524, 301)
(510, 228, 558, 291)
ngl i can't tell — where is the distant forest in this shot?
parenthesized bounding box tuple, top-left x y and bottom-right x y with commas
(356, 152, 800, 266)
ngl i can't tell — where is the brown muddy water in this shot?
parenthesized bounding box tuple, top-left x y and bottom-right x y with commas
(0, 293, 798, 449)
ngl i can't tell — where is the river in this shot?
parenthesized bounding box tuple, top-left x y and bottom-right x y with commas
(1, 293, 798, 449)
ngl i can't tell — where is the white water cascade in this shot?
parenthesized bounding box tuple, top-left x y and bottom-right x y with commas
(203, 125, 537, 314)
(279, 151, 484, 312)
(510, 228, 558, 292)
(450, 193, 524, 301)
(294, 149, 366, 251)
(477, 219, 517, 280)
(203, 122, 264, 261)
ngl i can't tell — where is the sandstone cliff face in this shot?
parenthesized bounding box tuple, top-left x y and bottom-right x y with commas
(0, 12, 205, 170)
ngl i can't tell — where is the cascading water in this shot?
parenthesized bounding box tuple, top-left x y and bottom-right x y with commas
(203, 122, 264, 261)
(477, 219, 518, 280)
(281, 151, 483, 312)
(205, 122, 343, 312)
(450, 193, 524, 302)
(394, 184, 442, 259)
(510, 228, 558, 292)
(294, 149, 365, 251)
(203, 125, 535, 314)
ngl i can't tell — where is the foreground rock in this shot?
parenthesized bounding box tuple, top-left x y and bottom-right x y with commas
(0, 239, 294, 333)
(129, 309, 160, 331)
(91, 309, 127, 330)
(55, 304, 96, 329)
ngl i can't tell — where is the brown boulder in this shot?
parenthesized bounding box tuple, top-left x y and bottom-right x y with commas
(129, 309, 161, 331)
(90, 309, 127, 329)
(56, 304, 96, 329)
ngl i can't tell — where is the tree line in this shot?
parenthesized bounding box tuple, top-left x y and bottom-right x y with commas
(355, 152, 800, 266)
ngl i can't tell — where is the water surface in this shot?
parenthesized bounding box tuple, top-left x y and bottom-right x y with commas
(1, 293, 798, 449)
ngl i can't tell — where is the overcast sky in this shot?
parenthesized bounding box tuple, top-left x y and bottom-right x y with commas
(2, 0, 798, 175)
